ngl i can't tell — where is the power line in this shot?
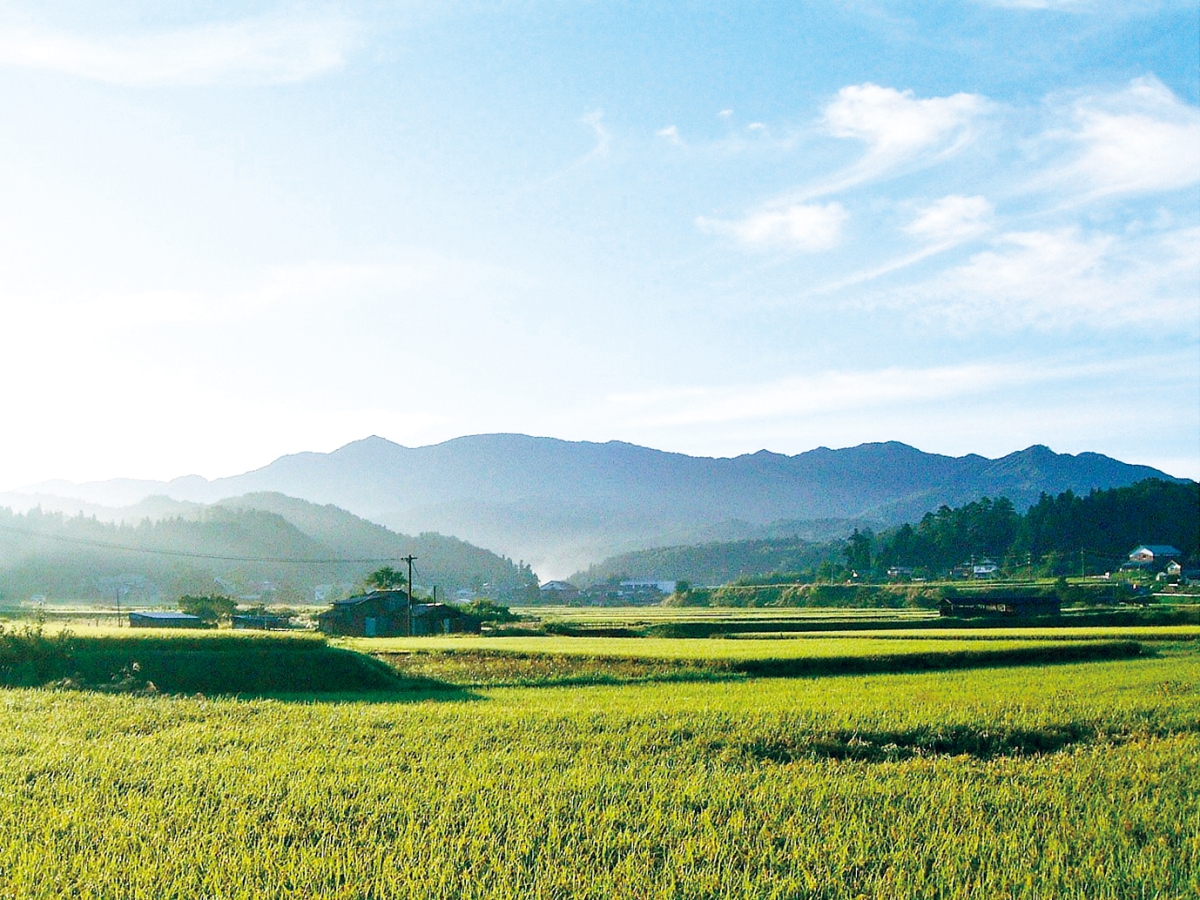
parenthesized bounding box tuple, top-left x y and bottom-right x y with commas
(0, 523, 404, 565)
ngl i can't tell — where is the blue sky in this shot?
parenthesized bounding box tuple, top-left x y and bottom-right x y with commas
(0, 0, 1197, 487)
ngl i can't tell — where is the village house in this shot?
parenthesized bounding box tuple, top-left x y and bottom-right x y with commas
(538, 580, 580, 602)
(1127, 545, 1182, 567)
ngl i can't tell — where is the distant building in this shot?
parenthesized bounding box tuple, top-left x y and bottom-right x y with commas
(939, 593, 1060, 618)
(317, 590, 410, 637)
(538, 580, 580, 601)
(619, 579, 676, 595)
(231, 613, 293, 631)
(410, 603, 481, 636)
(316, 591, 481, 637)
(972, 559, 1000, 578)
(1128, 545, 1182, 566)
(128, 611, 206, 629)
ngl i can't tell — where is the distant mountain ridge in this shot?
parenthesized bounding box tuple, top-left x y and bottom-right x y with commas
(12, 435, 1186, 577)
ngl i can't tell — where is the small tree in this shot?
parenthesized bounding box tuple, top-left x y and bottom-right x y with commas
(179, 594, 237, 624)
(363, 567, 407, 592)
(461, 598, 516, 624)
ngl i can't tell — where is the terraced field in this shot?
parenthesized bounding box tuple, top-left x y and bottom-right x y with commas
(0, 623, 1196, 897)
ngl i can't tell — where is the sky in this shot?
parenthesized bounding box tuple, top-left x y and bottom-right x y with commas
(0, 0, 1197, 489)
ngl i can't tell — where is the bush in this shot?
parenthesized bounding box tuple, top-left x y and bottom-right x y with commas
(179, 594, 237, 624)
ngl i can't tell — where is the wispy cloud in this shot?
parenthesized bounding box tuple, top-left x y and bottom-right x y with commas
(698, 84, 991, 253)
(978, 0, 1093, 9)
(581, 110, 612, 160)
(655, 125, 683, 145)
(803, 83, 988, 198)
(604, 356, 1147, 428)
(0, 13, 361, 85)
(697, 202, 848, 252)
(975, 1, 1189, 10)
(904, 195, 994, 243)
(879, 225, 1200, 331)
(1041, 77, 1200, 199)
(809, 195, 995, 294)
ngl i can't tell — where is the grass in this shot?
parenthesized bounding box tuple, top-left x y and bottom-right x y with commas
(0, 651, 1197, 897)
(356, 633, 1148, 687)
(0, 625, 407, 695)
(349, 633, 1148, 658)
(0, 618, 1196, 895)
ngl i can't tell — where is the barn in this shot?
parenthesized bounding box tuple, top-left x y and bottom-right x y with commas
(939, 593, 1061, 618)
(317, 590, 410, 637)
(317, 591, 482, 637)
(128, 611, 207, 629)
(410, 603, 482, 636)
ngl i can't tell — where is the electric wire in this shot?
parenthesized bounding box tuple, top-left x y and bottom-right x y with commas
(0, 523, 404, 565)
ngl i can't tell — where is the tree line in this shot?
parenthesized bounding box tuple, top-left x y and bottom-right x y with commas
(858, 478, 1198, 579)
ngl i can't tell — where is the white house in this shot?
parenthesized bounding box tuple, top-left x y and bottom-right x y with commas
(1128, 545, 1182, 565)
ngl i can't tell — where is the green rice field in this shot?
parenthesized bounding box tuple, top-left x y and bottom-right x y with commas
(0, 622, 1197, 897)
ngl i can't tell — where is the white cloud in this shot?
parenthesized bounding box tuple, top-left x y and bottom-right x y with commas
(603, 357, 1142, 428)
(0, 13, 360, 85)
(656, 125, 682, 145)
(905, 195, 994, 243)
(976, 1, 1187, 9)
(581, 110, 612, 159)
(697, 203, 848, 252)
(749, 84, 991, 203)
(980, 0, 1092, 8)
(884, 225, 1200, 330)
(812, 196, 995, 296)
(1056, 77, 1200, 198)
(824, 84, 985, 156)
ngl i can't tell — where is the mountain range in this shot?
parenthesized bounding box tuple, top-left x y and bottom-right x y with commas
(7, 435, 1185, 577)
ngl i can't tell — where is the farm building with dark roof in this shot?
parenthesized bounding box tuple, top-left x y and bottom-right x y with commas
(128, 611, 207, 629)
(316, 591, 481, 637)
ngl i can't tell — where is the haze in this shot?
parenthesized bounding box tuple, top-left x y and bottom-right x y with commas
(2, 1, 1197, 489)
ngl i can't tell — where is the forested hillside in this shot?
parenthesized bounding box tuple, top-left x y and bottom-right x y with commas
(875, 479, 1199, 576)
(573, 538, 841, 588)
(0, 495, 537, 605)
(573, 479, 1199, 588)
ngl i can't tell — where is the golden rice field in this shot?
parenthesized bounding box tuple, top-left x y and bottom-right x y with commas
(349, 631, 1191, 658)
(0, 627, 1197, 897)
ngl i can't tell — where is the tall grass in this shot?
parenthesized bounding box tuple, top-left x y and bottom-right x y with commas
(0, 653, 1197, 897)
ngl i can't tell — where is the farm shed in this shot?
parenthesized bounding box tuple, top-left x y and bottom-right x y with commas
(317, 590, 410, 637)
(410, 603, 481, 636)
(939, 593, 1061, 618)
(128, 611, 206, 629)
(317, 592, 483, 637)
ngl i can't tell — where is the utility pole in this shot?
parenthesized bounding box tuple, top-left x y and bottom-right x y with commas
(402, 555, 417, 637)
